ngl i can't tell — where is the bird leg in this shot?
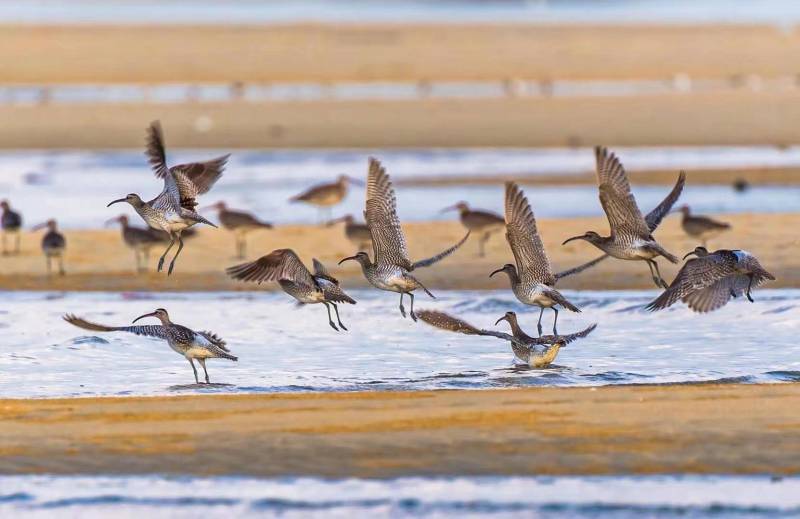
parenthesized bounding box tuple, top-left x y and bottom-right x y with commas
(1, 232, 6, 255)
(478, 232, 491, 257)
(651, 260, 669, 289)
(399, 292, 407, 318)
(58, 254, 65, 276)
(189, 359, 199, 384)
(746, 274, 755, 303)
(646, 260, 668, 289)
(45, 255, 52, 276)
(198, 358, 210, 384)
(158, 235, 176, 272)
(408, 292, 418, 322)
(552, 307, 559, 336)
(167, 234, 184, 276)
(331, 303, 348, 331)
(323, 302, 339, 331)
(536, 307, 544, 337)
(15, 232, 20, 254)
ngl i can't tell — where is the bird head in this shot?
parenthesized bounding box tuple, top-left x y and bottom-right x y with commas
(107, 193, 143, 208)
(562, 231, 601, 246)
(339, 174, 365, 187)
(489, 263, 516, 279)
(104, 214, 128, 227)
(338, 251, 370, 266)
(440, 201, 470, 214)
(494, 311, 518, 327)
(673, 204, 691, 215)
(326, 214, 354, 227)
(133, 308, 169, 324)
(0, 200, 9, 210)
(683, 246, 709, 260)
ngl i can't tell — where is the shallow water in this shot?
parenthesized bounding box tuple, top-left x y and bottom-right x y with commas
(0, 289, 797, 398)
(1, 474, 798, 518)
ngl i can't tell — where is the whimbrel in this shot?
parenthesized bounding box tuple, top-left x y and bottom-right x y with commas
(64, 308, 236, 384)
(327, 214, 372, 250)
(227, 249, 356, 331)
(1, 200, 22, 255)
(106, 214, 168, 273)
(33, 219, 65, 275)
(338, 158, 470, 321)
(290, 174, 362, 222)
(677, 205, 731, 247)
(418, 309, 597, 368)
(646, 247, 774, 313)
(202, 201, 273, 259)
(107, 121, 226, 275)
(441, 201, 505, 257)
(490, 182, 605, 335)
(562, 146, 685, 288)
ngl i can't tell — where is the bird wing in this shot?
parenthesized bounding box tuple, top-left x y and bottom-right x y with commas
(645, 171, 686, 232)
(681, 276, 737, 313)
(504, 182, 555, 284)
(63, 314, 169, 339)
(417, 310, 515, 342)
(555, 323, 598, 345)
(645, 253, 737, 311)
(225, 248, 315, 286)
(197, 330, 230, 352)
(365, 157, 412, 269)
(411, 231, 470, 270)
(554, 254, 609, 281)
(595, 146, 651, 237)
(312, 258, 339, 284)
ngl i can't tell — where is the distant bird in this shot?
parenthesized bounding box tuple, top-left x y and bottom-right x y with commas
(106, 214, 169, 273)
(202, 201, 273, 259)
(1, 199, 22, 255)
(562, 146, 685, 289)
(327, 214, 372, 251)
(733, 178, 750, 193)
(441, 201, 504, 257)
(646, 247, 774, 313)
(676, 205, 731, 247)
(490, 183, 605, 335)
(339, 158, 470, 321)
(227, 249, 356, 331)
(32, 219, 65, 275)
(290, 174, 363, 222)
(107, 121, 227, 275)
(63, 308, 236, 384)
(418, 310, 597, 368)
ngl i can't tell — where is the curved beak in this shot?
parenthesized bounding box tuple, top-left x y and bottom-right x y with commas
(682, 250, 698, 260)
(344, 175, 365, 186)
(31, 222, 48, 231)
(104, 216, 120, 227)
(489, 267, 504, 278)
(439, 204, 458, 214)
(107, 198, 126, 208)
(198, 204, 217, 212)
(562, 235, 584, 246)
(132, 311, 157, 324)
(495, 315, 508, 326)
(326, 216, 347, 227)
(338, 255, 357, 265)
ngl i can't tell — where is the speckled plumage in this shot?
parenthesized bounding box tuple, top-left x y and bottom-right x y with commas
(1, 200, 22, 255)
(678, 205, 731, 247)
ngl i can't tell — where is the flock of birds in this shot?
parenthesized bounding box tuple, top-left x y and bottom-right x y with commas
(1, 121, 775, 384)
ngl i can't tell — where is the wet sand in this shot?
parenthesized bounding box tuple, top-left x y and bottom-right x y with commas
(1, 212, 797, 291)
(1, 383, 799, 477)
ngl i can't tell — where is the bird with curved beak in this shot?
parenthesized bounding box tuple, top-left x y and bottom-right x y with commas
(440, 201, 504, 257)
(1, 199, 23, 255)
(107, 120, 227, 275)
(675, 204, 731, 248)
(106, 214, 169, 273)
(327, 214, 372, 251)
(64, 308, 237, 384)
(339, 157, 470, 321)
(290, 174, 365, 223)
(200, 201, 273, 259)
(32, 219, 66, 276)
(561, 146, 686, 289)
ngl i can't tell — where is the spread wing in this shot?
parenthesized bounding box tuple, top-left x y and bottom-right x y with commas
(417, 310, 515, 342)
(504, 182, 554, 285)
(365, 157, 411, 268)
(535, 323, 598, 346)
(645, 171, 686, 232)
(197, 331, 230, 352)
(645, 254, 737, 312)
(63, 315, 169, 339)
(595, 146, 650, 237)
(226, 248, 314, 286)
(555, 254, 608, 281)
(312, 258, 338, 284)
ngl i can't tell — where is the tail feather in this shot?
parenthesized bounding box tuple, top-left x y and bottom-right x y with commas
(409, 274, 435, 298)
(186, 211, 218, 228)
(652, 242, 679, 264)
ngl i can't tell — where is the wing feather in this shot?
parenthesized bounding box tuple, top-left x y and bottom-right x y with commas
(365, 157, 411, 268)
(226, 249, 314, 286)
(595, 146, 650, 237)
(504, 182, 554, 284)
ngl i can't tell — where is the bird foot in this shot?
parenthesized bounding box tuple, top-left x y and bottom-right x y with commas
(338, 322, 348, 331)
(537, 324, 543, 337)
(746, 292, 754, 303)
(329, 321, 340, 331)
(157, 258, 165, 272)
(410, 311, 418, 322)
(399, 305, 407, 318)
(167, 261, 176, 276)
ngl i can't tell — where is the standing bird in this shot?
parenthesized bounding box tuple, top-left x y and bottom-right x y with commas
(202, 201, 273, 259)
(562, 146, 685, 289)
(441, 201, 505, 257)
(677, 205, 731, 247)
(33, 219, 66, 275)
(290, 174, 362, 222)
(63, 309, 236, 384)
(646, 247, 774, 313)
(107, 121, 226, 275)
(418, 310, 597, 368)
(227, 249, 356, 331)
(327, 214, 372, 250)
(106, 214, 169, 273)
(339, 157, 470, 321)
(1, 200, 22, 255)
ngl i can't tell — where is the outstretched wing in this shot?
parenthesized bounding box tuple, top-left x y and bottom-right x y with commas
(365, 157, 411, 268)
(411, 231, 470, 270)
(645, 253, 737, 312)
(312, 258, 338, 284)
(417, 310, 515, 342)
(595, 146, 650, 237)
(63, 314, 169, 339)
(555, 254, 608, 281)
(504, 182, 554, 284)
(645, 171, 686, 232)
(226, 248, 314, 286)
(533, 323, 598, 346)
(197, 330, 230, 352)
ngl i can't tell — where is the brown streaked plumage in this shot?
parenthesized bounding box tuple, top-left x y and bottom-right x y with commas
(202, 201, 273, 259)
(106, 214, 168, 273)
(32, 219, 66, 276)
(677, 205, 731, 247)
(290, 174, 361, 222)
(441, 201, 505, 257)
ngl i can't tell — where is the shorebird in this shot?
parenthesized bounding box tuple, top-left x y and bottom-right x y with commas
(676, 205, 731, 247)
(338, 157, 470, 321)
(107, 121, 227, 275)
(1, 200, 22, 255)
(441, 201, 505, 257)
(327, 214, 372, 250)
(202, 201, 273, 259)
(63, 308, 236, 384)
(418, 310, 597, 368)
(227, 249, 356, 331)
(106, 214, 169, 272)
(646, 247, 775, 313)
(562, 146, 686, 289)
(33, 219, 65, 275)
(490, 182, 606, 335)
(290, 174, 363, 222)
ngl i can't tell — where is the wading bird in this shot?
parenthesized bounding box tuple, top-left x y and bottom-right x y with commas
(441, 201, 505, 257)
(290, 174, 362, 222)
(63, 308, 237, 384)
(202, 201, 273, 259)
(646, 247, 774, 313)
(227, 249, 356, 331)
(676, 205, 731, 247)
(107, 121, 227, 275)
(562, 146, 685, 288)
(33, 219, 65, 275)
(339, 158, 469, 321)
(1, 199, 22, 255)
(327, 214, 372, 251)
(106, 214, 169, 273)
(418, 310, 597, 368)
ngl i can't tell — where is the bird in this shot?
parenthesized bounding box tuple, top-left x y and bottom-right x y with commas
(63, 308, 236, 384)
(201, 201, 273, 259)
(733, 178, 750, 193)
(106, 214, 170, 273)
(490, 182, 606, 335)
(227, 249, 356, 331)
(418, 309, 597, 368)
(441, 201, 505, 257)
(338, 157, 470, 322)
(327, 214, 372, 251)
(107, 120, 227, 275)
(32, 219, 66, 275)
(290, 174, 363, 222)
(646, 247, 775, 313)
(676, 205, 731, 247)
(1, 199, 22, 255)
(562, 146, 686, 289)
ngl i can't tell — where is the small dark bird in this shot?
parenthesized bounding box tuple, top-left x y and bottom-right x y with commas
(202, 201, 273, 259)
(32, 219, 66, 275)
(290, 174, 363, 222)
(441, 201, 505, 257)
(64, 308, 236, 384)
(646, 247, 775, 313)
(327, 214, 372, 251)
(733, 178, 750, 193)
(227, 249, 356, 331)
(418, 310, 597, 368)
(677, 205, 731, 247)
(106, 214, 169, 273)
(1, 199, 22, 255)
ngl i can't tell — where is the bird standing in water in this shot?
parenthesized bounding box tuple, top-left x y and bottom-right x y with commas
(202, 201, 273, 259)
(441, 201, 505, 257)
(1, 199, 22, 255)
(33, 219, 66, 275)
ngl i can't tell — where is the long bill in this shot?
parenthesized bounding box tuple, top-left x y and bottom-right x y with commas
(338, 255, 358, 265)
(562, 234, 586, 245)
(439, 204, 459, 214)
(489, 267, 505, 278)
(132, 311, 157, 323)
(494, 315, 509, 326)
(107, 198, 127, 207)
(31, 222, 48, 231)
